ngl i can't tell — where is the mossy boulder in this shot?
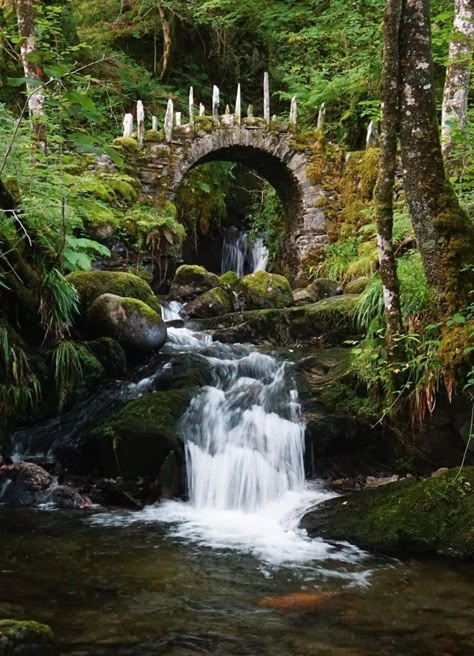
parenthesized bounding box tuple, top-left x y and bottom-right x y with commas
(83, 389, 194, 477)
(86, 294, 167, 355)
(308, 278, 343, 301)
(184, 287, 234, 319)
(301, 468, 474, 559)
(0, 619, 57, 656)
(169, 265, 222, 302)
(236, 271, 293, 310)
(345, 277, 370, 294)
(220, 271, 240, 288)
(201, 294, 359, 346)
(66, 271, 161, 314)
(86, 337, 127, 378)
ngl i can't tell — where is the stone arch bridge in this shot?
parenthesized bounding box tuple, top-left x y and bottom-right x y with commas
(120, 84, 328, 282)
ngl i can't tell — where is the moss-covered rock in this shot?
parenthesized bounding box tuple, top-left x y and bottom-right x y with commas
(0, 619, 57, 656)
(344, 276, 371, 294)
(86, 337, 127, 378)
(86, 294, 167, 355)
(308, 278, 343, 301)
(236, 271, 293, 310)
(201, 294, 359, 346)
(66, 270, 161, 314)
(169, 265, 222, 301)
(112, 136, 139, 152)
(301, 467, 474, 559)
(83, 389, 194, 477)
(184, 287, 234, 319)
(220, 271, 240, 288)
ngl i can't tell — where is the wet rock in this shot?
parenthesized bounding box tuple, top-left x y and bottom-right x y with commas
(66, 270, 161, 314)
(0, 619, 57, 656)
(86, 293, 167, 355)
(0, 463, 92, 509)
(365, 475, 399, 488)
(0, 463, 52, 506)
(86, 336, 127, 378)
(236, 271, 293, 310)
(301, 467, 474, 559)
(184, 287, 234, 319)
(169, 265, 221, 302)
(46, 485, 92, 509)
(200, 295, 359, 346)
(308, 278, 343, 301)
(81, 389, 193, 479)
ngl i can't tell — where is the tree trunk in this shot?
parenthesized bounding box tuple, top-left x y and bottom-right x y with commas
(375, 0, 403, 340)
(398, 0, 474, 311)
(441, 0, 474, 162)
(158, 2, 172, 81)
(13, 0, 45, 137)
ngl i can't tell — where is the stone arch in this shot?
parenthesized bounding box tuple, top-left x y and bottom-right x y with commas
(140, 126, 327, 283)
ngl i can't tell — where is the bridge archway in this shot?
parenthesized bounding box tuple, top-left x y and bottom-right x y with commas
(140, 125, 328, 283)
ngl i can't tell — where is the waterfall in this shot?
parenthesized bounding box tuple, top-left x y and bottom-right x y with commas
(221, 227, 269, 276)
(183, 351, 305, 511)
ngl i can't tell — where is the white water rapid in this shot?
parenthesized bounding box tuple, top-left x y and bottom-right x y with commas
(90, 322, 368, 575)
(221, 228, 269, 276)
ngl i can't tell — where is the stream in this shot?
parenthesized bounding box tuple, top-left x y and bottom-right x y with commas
(1, 319, 474, 655)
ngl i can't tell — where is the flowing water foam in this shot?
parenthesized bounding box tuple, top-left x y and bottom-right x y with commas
(90, 324, 368, 573)
(221, 228, 269, 276)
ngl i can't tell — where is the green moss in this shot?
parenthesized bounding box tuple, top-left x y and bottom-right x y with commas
(87, 337, 127, 378)
(145, 129, 164, 141)
(86, 389, 194, 477)
(237, 271, 293, 310)
(438, 321, 474, 380)
(170, 265, 222, 301)
(185, 286, 234, 318)
(194, 116, 214, 133)
(303, 468, 474, 558)
(4, 176, 21, 204)
(66, 271, 161, 314)
(112, 136, 139, 152)
(220, 271, 240, 287)
(0, 619, 55, 646)
(344, 276, 370, 294)
(100, 174, 139, 203)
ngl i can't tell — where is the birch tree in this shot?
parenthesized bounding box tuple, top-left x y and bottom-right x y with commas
(441, 0, 474, 162)
(375, 0, 403, 340)
(13, 0, 45, 137)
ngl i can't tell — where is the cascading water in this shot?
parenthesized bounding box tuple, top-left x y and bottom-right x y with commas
(221, 227, 269, 276)
(184, 352, 305, 512)
(91, 318, 366, 570)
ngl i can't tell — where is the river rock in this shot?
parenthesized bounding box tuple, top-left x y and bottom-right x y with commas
(236, 271, 293, 310)
(199, 295, 359, 346)
(86, 293, 167, 355)
(169, 265, 221, 302)
(301, 467, 474, 559)
(308, 278, 343, 301)
(82, 389, 193, 479)
(0, 619, 57, 656)
(0, 463, 52, 506)
(66, 270, 161, 313)
(0, 463, 91, 508)
(184, 287, 234, 319)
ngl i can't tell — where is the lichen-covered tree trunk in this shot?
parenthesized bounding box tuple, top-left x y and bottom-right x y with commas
(441, 0, 474, 161)
(13, 0, 45, 132)
(375, 0, 403, 339)
(398, 0, 474, 311)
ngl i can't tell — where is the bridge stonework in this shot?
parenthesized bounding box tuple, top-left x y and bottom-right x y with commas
(135, 121, 328, 284)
